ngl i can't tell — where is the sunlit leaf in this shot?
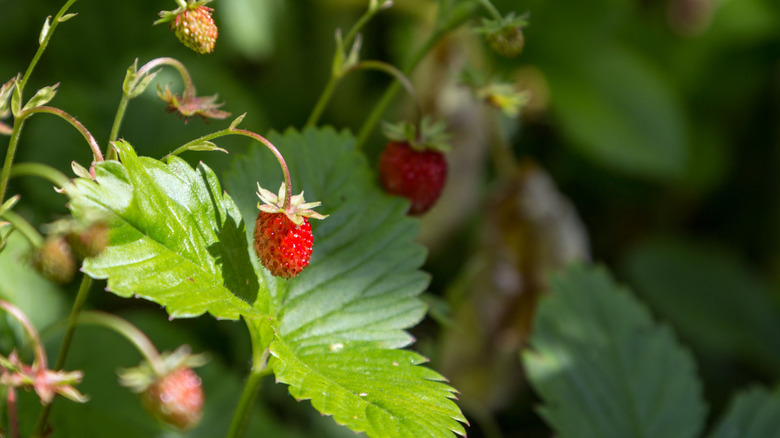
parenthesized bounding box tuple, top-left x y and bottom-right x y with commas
(225, 127, 467, 438)
(65, 140, 260, 320)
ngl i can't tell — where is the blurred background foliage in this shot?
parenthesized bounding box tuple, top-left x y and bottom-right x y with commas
(1, 0, 780, 436)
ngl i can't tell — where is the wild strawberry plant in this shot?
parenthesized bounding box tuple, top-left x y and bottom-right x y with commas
(0, 0, 526, 436)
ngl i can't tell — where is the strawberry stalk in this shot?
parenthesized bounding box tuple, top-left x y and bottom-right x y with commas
(76, 311, 164, 373)
(19, 106, 103, 166)
(108, 57, 197, 159)
(169, 127, 294, 208)
(0, 0, 79, 204)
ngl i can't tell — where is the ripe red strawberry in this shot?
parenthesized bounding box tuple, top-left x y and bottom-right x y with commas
(379, 141, 448, 215)
(33, 236, 77, 284)
(157, 2, 218, 54)
(379, 118, 451, 215)
(141, 367, 204, 431)
(253, 183, 327, 279)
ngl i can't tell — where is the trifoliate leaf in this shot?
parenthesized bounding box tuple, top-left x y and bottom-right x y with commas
(64, 140, 261, 320)
(708, 386, 780, 438)
(522, 264, 706, 438)
(224, 126, 467, 438)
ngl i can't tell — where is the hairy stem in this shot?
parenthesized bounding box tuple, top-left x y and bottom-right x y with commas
(0, 300, 47, 369)
(355, 2, 476, 150)
(77, 311, 163, 370)
(475, 0, 503, 20)
(306, 1, 389, 127)
(227, 320, 270, 438)
(22, 106, 103, 163)
(8, 388, 18, 438)
(1, 0, 79, 203)
(170, 128, 293, 208)
(107, 57, 195, 160)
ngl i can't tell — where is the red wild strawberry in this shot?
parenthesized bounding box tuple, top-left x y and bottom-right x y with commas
(141, 367, 204, 431)
(380, 142, 448, 215)
(379, 118, 451, 215)
(253, 183, 327, 279)
(156, 2, 218, 54)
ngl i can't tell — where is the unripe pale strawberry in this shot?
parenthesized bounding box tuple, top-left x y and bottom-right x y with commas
(33, 236, 77, 284)
(169, 5, 218, 54)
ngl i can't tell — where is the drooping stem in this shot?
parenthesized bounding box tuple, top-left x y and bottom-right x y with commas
(0, 119, 26, 204)
(355, 2, 477, 150)
(169, 127, 293, 209)
(0, 209, 44, 248)
(351, 60, 423, 141)
(76, 311, 163, 372)
(226, 320, 271, 438)
(10, 162, 71, 188)
(306, 1, 391, 127)
(107, 57, 196, 160)
(0, 300, 47, 369)
(20, 106, 103, 163)
(475, 0, 503, 20)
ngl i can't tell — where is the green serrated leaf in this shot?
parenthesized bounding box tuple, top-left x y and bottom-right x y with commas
(708, 386, 780, 438)
(22, 83, 59, 112)
(522, 264, 706, 438)
(225, 127, 467, 438)
(64, 140, 261, 320)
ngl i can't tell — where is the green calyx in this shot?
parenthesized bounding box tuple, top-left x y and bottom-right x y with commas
(382, 116, 451, 153)
(256, 183, 328, 227)
(476, 12, 529, 58)
(154, 0, 213, 26)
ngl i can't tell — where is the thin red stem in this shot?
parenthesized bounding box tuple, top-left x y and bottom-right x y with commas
(230, 129, 293, 209)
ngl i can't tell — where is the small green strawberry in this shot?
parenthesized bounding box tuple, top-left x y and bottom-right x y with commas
(379, 118, 450, 215)
(156, 1, 218, 54)
(477, 13, 528, 58)
(33, 236, 77, 285)
(253, 183, 327, 279)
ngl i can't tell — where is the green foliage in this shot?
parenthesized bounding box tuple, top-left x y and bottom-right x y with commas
(708, 386, 780, 438)
(225, 127, 467, 437)
(65, 140, 260, 320)
(622, 239, 780, 374)
(522, 264, 706, 438)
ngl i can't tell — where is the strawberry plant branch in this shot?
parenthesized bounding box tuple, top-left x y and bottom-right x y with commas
(306, 0, 393, 127)
(0, 209, 44, 248)
(19, 106, 103, 164)
(169, 127, 293, 208)
(8, 387, 19, 438)
(0, 300, 48, 370)
(107, 57, 196, 160)
(0, 0, 78, 204)
(355, 1, 477, 150)
(10, 163, 71, 188)
(76, 311, 164, 371)
(351, 60, 423, 143)
(226, 320, 271, 438)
